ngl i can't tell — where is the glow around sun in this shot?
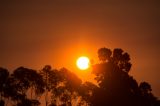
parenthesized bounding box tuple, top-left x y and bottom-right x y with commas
(76, 56, 90, 70)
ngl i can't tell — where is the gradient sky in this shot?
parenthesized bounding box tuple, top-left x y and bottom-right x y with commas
(1, 0, 160, 97)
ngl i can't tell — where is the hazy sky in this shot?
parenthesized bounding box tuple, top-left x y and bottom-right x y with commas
(1, 0, 160, 97)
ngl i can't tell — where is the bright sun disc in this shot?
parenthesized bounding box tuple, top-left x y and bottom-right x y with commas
(76, 56, 90, 70)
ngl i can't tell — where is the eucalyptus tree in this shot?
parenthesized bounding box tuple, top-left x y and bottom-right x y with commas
(91, 48, 138, 105)
(49, 68, 87, 106)
(112, 48, 131, 73)
(78, 82, 98, 106)
(138, 82, 160, 106)
(98, 48, 112, 63)
(40, 65, 61, 106)
(90, 47, 158, 106)
(0, 67, 9, 106)
(11, 67, 45, 106)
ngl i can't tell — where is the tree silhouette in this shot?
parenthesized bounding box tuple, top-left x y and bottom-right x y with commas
(98, 47, 112, 62)
(0, 67, 9, 106)
(89, 47, 159, 106)
(138, 82, 160, 106)
(40, 65, 61, 106)
(79, 82, 98, 106)
(0, 47, 159, 106)
(139, 82, 152, 94)
(10, 67, 45, 106)
(112, 48, 132, 73)
(51, 68, 83, 106)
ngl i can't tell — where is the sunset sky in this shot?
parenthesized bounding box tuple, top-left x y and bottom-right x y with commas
(1, 0, 160, 97)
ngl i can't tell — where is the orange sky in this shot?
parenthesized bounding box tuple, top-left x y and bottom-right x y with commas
(0, 0, 160, 97)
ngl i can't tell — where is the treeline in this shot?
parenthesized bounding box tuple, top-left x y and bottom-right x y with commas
(0, 48, 160, 106)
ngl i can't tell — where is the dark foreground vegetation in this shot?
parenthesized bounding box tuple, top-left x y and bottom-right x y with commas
(0, 48, 160, 106)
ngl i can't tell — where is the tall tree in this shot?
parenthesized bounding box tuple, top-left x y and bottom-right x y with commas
(11, 67, 45, 106)
(90, 47, 159, 106)
(51, 68, 82, 106)
(40, 65, 60, 106)
(0, 67, 9, 106)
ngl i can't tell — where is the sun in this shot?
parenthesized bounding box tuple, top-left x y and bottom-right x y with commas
(76, 56, 90, 70)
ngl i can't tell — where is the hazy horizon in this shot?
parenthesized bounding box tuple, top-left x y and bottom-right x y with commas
(1, 0, 160, 97)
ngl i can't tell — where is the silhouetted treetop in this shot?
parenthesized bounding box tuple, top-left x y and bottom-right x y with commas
(98, 47, 112, 62)
(89, 47, 159, 106)
(139, 82, 152, 94)
(0, 67, 10, 102)
(0, 47, 159, 106)
(97, 47, 132, 73)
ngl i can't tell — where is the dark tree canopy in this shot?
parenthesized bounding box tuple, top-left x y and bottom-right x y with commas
(98, 47, 112, 62)
(90, 47, 159, 106)
(0, 47, 159, 106)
